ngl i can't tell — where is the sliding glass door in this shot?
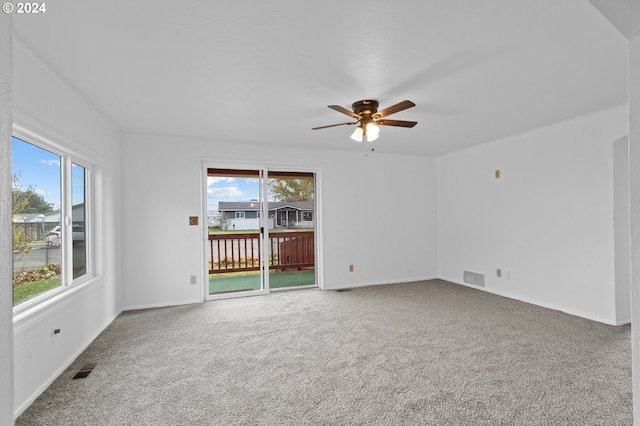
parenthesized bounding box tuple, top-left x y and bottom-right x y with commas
(266, 171, 316, 289)
(206, 167, 316, 297)
(207, 168, 265, 295)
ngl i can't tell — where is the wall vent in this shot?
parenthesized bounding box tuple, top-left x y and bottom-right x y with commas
(463, 271, 474, 284)
(463, 271, 485, 287)
(72, 363, 97, 380)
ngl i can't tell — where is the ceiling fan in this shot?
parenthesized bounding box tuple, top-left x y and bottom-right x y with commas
(312, 99, 417, 142)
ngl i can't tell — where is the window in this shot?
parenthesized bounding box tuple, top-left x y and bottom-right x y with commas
(302, 212, 313, 222)
(235, 211, 245, 219)
(12, 133, 91, 309)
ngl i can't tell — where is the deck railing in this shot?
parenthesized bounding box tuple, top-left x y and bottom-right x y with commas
(208, 231, 314, 274)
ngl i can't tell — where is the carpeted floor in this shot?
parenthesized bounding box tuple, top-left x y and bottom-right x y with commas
(16, 280, 632, 425)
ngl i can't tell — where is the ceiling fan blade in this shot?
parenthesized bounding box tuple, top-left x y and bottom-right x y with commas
(327, 105, 362, 120)
(311, 122, 358, 130)
(375, 100, 416, 118)
(375, 119, 417, 128)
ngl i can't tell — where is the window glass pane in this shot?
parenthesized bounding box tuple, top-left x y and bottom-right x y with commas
(12, 137, 62, 306)
(72, 164, 87, 278)
(267, 174, 316, 287)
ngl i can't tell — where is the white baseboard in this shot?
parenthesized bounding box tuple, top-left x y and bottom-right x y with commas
(439, 276, 620, 326)
(322, 276, 438, 291)
(615, 317, 631, 326)
(122, 299, 203, 311)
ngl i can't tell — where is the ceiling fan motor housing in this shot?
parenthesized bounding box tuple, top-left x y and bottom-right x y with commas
(352, 100, 379, 118)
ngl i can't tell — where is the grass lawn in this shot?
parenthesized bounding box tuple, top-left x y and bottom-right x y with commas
(13, 277, 61, 305)
(210, 269, 315, 294)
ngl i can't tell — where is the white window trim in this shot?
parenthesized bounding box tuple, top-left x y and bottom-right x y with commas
(235, 211, 245, 219)
(11, 125, 95, 317)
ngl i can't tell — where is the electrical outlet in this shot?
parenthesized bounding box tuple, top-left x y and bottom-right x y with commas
(190, 275, 197, 285)
(52, 327, 61, 342)
(349, 265, 354, 272)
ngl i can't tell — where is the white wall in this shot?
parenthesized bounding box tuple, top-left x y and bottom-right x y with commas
(1, 11, 14, 426)
(11, 41, 123, 417)
(613, 136, 631, 324)
(436, 105, 628, 324)
(121, 136, 438, 309)
(629, 33, 640, 422)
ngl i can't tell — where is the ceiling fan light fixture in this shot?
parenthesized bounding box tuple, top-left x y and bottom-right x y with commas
(366, 123, 379, 142)
(351, 126, 364, 142)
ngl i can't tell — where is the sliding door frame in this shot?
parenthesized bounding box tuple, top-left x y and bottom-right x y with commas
(201, 160, 323, 301)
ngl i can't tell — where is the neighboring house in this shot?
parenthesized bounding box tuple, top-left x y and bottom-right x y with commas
(42, 203, 85, 224)
(218, 200, 314, 230)
(12, 204, 85, 241)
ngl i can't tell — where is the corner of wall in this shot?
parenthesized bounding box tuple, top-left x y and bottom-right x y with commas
(0, 10, 14, 425)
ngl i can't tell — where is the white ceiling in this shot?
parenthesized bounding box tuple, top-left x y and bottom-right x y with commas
(12, 0, 628, 156)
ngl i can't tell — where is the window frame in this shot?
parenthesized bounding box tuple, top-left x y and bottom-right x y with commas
(235, 211, 245, 219)
(11, 126, 94, 316)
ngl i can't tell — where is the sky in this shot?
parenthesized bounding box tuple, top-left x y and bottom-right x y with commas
(12, 136, 85, 212)
(207, 176, 260, 212)
(207, 174, 315, 213)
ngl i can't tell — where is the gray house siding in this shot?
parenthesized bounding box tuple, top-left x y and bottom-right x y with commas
(218, 201, 314, 230)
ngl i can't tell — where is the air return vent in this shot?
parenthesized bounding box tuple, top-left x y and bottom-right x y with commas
(463, 271, 474, 284)
(72, 363, 97, 380)
(463, 271, 485, 288)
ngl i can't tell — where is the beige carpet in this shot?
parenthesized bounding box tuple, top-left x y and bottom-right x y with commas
(16, 280, 632, 425)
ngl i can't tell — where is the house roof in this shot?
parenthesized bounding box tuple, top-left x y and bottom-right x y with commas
(219, 201, 314, 212)
(11, 1, 627, 157)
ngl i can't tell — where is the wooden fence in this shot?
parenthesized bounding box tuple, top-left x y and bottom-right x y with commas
(208, 231, 314, 274)
(12, 222, 58, 242)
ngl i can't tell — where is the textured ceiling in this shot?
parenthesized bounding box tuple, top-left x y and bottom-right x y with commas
(12, 0, 628, 156)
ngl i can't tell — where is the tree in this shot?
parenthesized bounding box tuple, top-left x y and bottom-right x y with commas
(12, 173, 35, 214)
(12, 174, 37, 257)
(217, 214, 231, 231)
(12, 173, 53, 214)
(269, 178, 314, 202)
(22, 193, 54, 214)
